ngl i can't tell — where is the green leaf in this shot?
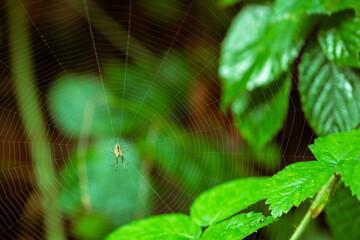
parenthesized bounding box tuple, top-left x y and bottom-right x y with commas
(318, 12, 360, 67)
(265, 161, 335, 218)
(325, 187, 360, 240)
(141, 123, 244, 195)
(48, 74, 118, 137)
(252, 142, 282, 169)
(232, 73, 291, 148)
(157, 51, 194, 109)
(309, 129, 360, 166)
(190, 177, 267, 227)
(102, 61, 174, 136)
(337, 160, 360, 199)
(103, 61, 152, 105)
(201, 212, 276, 239)
(105, 214, 201, 240)
(274, 0, 360, 16)
(104, 59, 187, 115)
(59, 138, 144, 226)
(219, 5, 312, 106)
(299, 46, 360, 135)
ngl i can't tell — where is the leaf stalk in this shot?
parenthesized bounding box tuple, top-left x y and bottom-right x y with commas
(290, 174, 339, 240)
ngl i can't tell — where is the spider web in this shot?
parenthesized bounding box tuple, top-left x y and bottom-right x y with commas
(0, 0, 326, 239)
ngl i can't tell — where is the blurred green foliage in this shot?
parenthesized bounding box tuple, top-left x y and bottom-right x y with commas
(251, 142, 282, 169)
(6, 0, 359, 238)
(49, 62, 247, 237)
(59, 139, 142, 225)
(138, 0, 183, 25)
(71, 213, 110, 240)
(325, 186, 360, 240)
(47, 46, 248, 238)
(48, 74, 117, 136)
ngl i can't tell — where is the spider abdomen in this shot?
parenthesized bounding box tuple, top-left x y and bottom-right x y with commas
(114, 144, 123, 158)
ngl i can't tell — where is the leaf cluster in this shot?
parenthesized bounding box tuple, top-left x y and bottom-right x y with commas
(219, 0, 360, 152)
(106, 129, 360, 239)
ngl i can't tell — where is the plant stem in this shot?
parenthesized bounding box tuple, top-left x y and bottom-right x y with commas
(7, 1, 65, 239)
(77, 100, 95, 212)
(290, 174, 339, 240)
(289, 208, 312, 240)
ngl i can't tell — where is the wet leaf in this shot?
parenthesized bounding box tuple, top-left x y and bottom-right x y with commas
(201, 212, 276, 239)
(309, 129, 360, 166)
(219, 5, 312, 106)
(318, 12, 360, 67)
(105, 214, 201, 240)
(265, 161, 335, 218)
(274, 0, 360, 16)
(299, 46, 360, 135)
(337, 160, 360, 199)
(190, 177, 268, 227)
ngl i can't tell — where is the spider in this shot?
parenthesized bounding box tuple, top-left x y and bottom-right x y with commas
(109, 144, 129, 171)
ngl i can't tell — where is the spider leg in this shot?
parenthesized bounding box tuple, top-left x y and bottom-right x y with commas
(111, 157, 116, 167)
(122, 156, 130, 165)
(114, 157, 118, 172)
(121, 156, 128, 170)
(122, 162, 127, 171)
